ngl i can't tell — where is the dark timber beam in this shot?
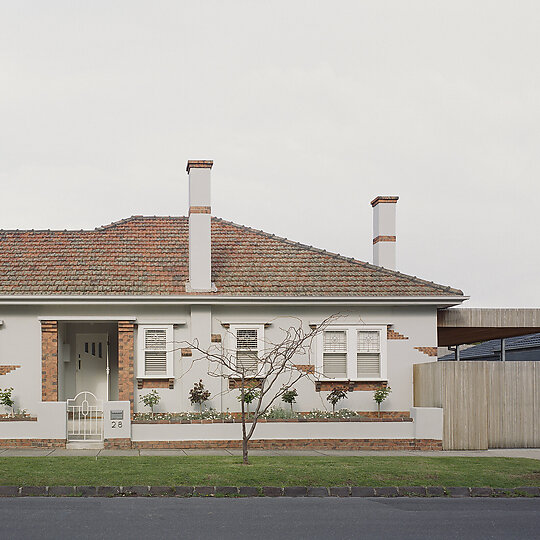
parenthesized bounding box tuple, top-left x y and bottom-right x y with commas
(437, 308, 540, 347)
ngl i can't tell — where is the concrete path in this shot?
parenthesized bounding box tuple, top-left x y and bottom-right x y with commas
(0, 447, 539, 459)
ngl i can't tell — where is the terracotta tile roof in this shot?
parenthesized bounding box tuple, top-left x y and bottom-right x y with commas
(0, 216, 463, 297)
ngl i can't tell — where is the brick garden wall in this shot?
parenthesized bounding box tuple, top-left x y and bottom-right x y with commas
(130, 439, 442, 451)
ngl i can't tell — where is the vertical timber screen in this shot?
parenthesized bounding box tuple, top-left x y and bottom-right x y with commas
(413, 361, 540, 450)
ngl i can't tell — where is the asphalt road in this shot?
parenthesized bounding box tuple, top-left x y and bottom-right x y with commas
(1, 497, 539, 539)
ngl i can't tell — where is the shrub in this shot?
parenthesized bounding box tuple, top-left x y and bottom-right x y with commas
(373, 386, 392, 417)
(281, 388, 298, 412)
(0, 387, 15, 417)
(189, 380, 211, 412)
(237, 387, 261, 414)
(139, 389, 160, 417)
(326, 388, 348, 413)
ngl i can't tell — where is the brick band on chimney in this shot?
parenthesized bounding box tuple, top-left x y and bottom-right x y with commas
(189, 206, 211, 215)
(371, 196, 399, 207)
(186, 160, 213, 172)
(373, 235, 396, 244)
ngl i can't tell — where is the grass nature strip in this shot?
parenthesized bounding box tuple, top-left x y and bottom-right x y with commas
(0, 456, 539, 487)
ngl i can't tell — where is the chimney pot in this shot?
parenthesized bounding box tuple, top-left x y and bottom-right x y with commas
(186, 160, 213, 173)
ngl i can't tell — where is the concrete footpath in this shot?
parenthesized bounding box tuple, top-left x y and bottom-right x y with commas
(0, 448, 539, 459)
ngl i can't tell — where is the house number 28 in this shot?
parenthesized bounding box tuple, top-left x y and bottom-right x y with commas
(111, 421, 123, 429)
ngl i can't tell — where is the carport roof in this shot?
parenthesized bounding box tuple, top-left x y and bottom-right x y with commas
(437, 308, 540, 346)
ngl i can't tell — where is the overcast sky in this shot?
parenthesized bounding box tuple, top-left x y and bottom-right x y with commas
(1, 1, 539, 307)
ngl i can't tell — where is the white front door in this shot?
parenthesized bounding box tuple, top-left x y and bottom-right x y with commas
(75, 334, 108, 402)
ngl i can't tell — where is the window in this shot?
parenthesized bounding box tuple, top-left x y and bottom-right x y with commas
(229, 325, 264, 376)
(137, 325, 173, 378)
(319, 326, 386, 380)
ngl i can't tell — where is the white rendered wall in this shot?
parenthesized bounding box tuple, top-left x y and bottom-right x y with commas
(188, 166, 212, 291)
(0, 303, 437, 420)
(210, 305, 437, 415)
(103, 401, 131, 440)
(373, 203, 396, 238)
(0, 402, 66, 439)
(132, 419, 415, 442)
(411, 406, 443, 440)
(188, 214, 212, 290)
(373, 202, 397, 269)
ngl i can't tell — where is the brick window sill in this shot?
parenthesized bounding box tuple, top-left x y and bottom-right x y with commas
(0, 416, 37, 422)
(137, 378, 174, 389)
(315, 380, 388, 392)
(132, 416, 412, 425)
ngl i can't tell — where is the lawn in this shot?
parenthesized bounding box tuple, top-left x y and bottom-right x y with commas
(0, 456, 539, 487)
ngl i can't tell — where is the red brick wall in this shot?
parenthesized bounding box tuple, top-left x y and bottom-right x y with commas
(315, 381, 388, 392)
(387, 328, 408, 340)
(0, 437, 441, 450)
(0, 365, 21, 375)
(104, 438, 132, 449)
(137, 378, 174, 389)
(132, 439, 442, 450)
(118, 321, 135, 412)
(414, 347, 438, 357)
(41, 321, 58, 401)
(0, 439, 65, 448)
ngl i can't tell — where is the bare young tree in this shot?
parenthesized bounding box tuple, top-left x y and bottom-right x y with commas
(179, 316, 336, 464)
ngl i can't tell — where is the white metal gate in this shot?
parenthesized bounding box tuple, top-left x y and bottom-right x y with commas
(67, 391, 104, 441)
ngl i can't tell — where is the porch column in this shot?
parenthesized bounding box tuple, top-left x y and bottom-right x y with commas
(41, 321, 58, 401)
(118, 321, 135, 413)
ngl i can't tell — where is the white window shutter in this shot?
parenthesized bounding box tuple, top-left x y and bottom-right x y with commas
(357, 330, 381, 377)
(236, 328, 259, 376)
(323, 330, 347, 378)
(145, 328, 167, 350)
(236, 329, 258, 350)
(236, 351, 258, 375)
(144, 328, 168, 375)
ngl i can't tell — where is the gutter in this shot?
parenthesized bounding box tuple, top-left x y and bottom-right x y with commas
(0, 295, 469, 307)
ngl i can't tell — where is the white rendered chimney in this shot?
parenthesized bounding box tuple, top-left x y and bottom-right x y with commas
(371, 196, 398, 270)
(187, 160, 214, 292)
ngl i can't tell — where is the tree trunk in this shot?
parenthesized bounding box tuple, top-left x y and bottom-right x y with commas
(240, 378, 249, 465)
(377, 402, 380, 418)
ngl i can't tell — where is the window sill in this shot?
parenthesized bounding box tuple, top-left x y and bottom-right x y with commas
(137, 378, 174, 389)
(228, 377, 263, 389)
(315, 380, 388, 392)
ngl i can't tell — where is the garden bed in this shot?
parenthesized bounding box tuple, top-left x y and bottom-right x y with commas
(132, 409, 411, 424)
(0, 415, 36, 422)
(133, 416, 413, 424)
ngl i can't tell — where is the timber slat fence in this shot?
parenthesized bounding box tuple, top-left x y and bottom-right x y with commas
(413, 362, 540, 450)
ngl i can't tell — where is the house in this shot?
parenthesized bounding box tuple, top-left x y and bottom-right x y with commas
(439, 333, 540, 362)
(0, 160, 468, 449)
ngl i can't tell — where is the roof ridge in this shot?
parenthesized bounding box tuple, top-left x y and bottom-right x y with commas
(0, 216, 187, 234)
(96, 215, 187, 231)
(212, 216, 463, 296)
